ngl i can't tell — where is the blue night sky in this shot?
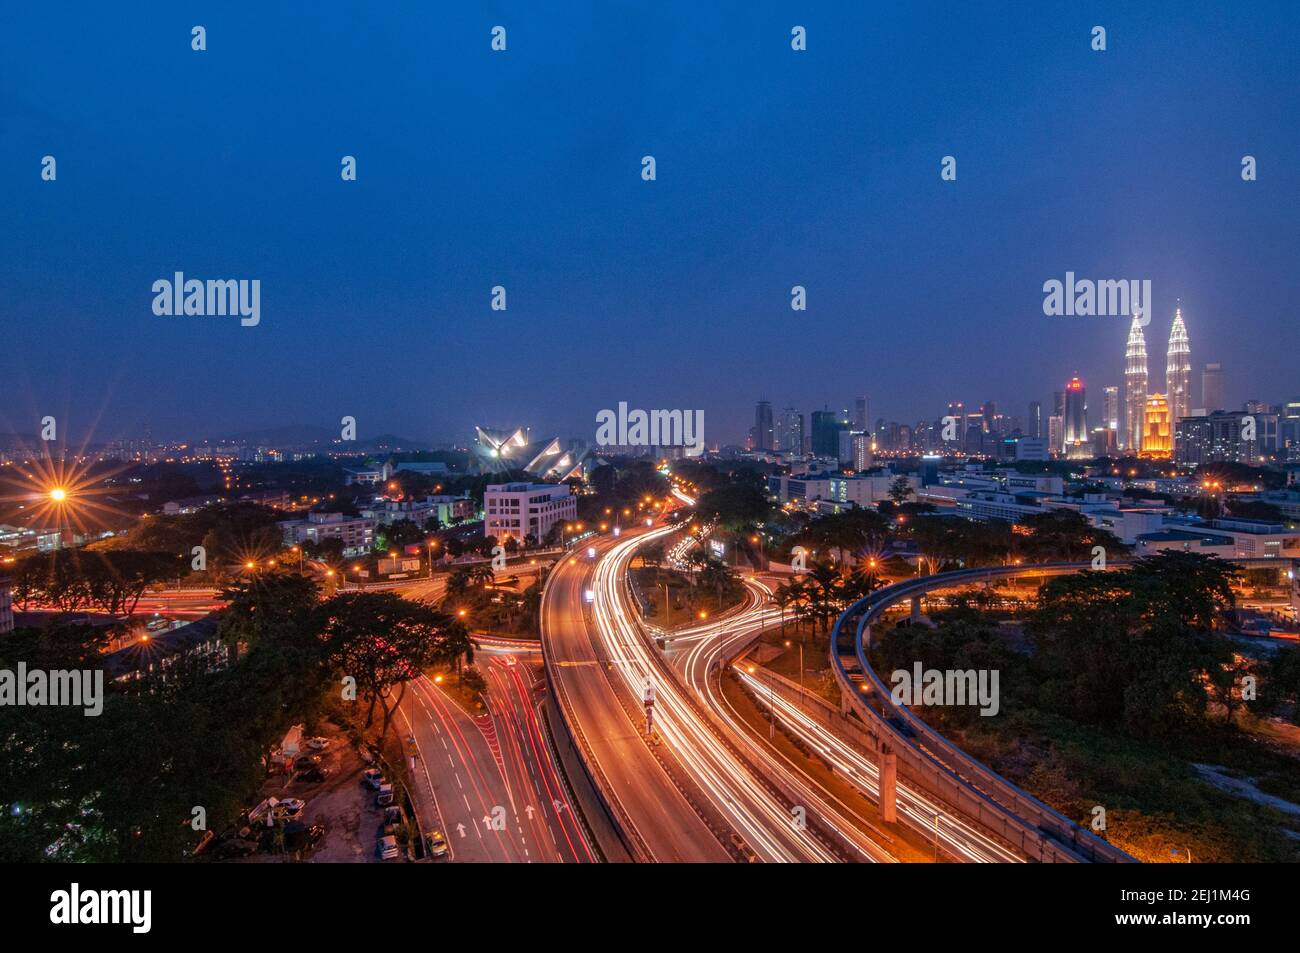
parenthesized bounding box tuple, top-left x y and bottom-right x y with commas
(3, 1, 1298, 446)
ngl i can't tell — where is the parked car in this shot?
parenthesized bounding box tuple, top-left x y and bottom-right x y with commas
(305, 737, 330, 752)
(426, 830, 449, 859)
(362, 768, 384, 790)
(294, 754, 322, 771)
(296, 766, 331, 784)
(273, 798, 307, 821)
(377, 835, 400, 860)
(376, 783, 394, 807)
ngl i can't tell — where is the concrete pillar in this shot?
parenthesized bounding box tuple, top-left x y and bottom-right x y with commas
(910, 595, 923, 622)
(879, 748, 897, 823)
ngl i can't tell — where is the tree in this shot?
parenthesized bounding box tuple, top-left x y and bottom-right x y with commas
(317, 592, 470, 743)
(887, 476, 914, 506)
(1021, 509, 1126, 563)
(218, 571, 321, 656)
(698, 556, 736, 607)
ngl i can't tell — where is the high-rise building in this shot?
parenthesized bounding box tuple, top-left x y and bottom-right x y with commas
(1053, 391, 1065, 418)
(1048, 415, 1064, 456)
(1140, 394, 1173, 459)
(754, 399, 774, 451)
(1028, 401, 1042, 439)
(775, 406, 804, 455)
(1283, 398, 1300, 463)
(851, 432, 873, 471)
(1176, 411, 1275, 467)
(1124, 314, 1148, 453)
(853, 396, 869, 433)
(981, 401, 997, 433)
(810, 410, 843, 458)
(1102, 386, 1119, 433)
(1064, 376, 1088, 458)
(1201, 363, 1224, 413)
(1166, 307, 1192, 424)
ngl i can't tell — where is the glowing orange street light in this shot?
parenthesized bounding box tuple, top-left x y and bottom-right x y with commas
(457, 609, 467, 618)
(48, 487, 68, 502)
(434, 674, 444, 684)
(245, 561, 255, 570)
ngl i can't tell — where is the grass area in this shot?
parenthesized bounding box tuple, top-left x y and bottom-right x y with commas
(719, 669, 934, 862)
(871, 617, 1300, 863)
(631, 566, 746, 630)
(752, 626, 841, 708)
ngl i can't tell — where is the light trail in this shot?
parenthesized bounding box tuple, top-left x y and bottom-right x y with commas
(673, 579, 1022, 863)
(589, 527, 841, 862)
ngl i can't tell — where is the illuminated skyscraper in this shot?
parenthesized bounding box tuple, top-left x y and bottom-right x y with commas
(1063, 376, 1089, 458)
(1166, 306, 1191, 425)
(1124, 315, 1148, 452)
(1140, 394, 1173, 459)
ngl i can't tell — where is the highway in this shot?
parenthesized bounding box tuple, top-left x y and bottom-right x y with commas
(541, 535, 732, 861)
(654, 572, 1025, 861)
(830, 563, 1138, 863)
(545, 520, 891, 862)
(399, 670, 592, 863)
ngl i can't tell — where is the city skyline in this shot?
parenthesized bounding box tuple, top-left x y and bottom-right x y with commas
(5, 4, 1299, 447)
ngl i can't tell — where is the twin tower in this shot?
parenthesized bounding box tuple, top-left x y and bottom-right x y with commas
(1123, 307, 1191, 454)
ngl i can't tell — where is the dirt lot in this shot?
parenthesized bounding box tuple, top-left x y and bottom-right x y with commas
(225, 720, 389, 863)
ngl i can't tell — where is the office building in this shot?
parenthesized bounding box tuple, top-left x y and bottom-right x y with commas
(753, 399, 774, 451)
(1166, 307, 1192, 424)
(1064, 377, 1089, 458)
(1028, 401, 1042, 439)
(1140, 394, 1173, 459)
(853, 397, 869, 433)
(1124, 314, 1148, 452)
(1202, 363, 1224, 414)
(1103, 386, 1119, 432)
(810, 410, 845, 458)
(775, 406, 805, 455)
(483, 482, 577, 544)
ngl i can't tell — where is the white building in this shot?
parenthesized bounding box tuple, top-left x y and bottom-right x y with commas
(279, 511, 376, 555)
(361, 495, 476, 527)
(342, 460, 393, 485)
(484, 482, 577, 544)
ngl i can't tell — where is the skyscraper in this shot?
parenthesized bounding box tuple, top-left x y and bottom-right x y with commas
(775, 406, 804, 455)
(1103, 386, 1119, 432)
(1028, 401, 1042, 439)
(1202, 362, 1224, 413)
(1124, 314, 1148, 453)
(754, 399, 774, 451)
(810, 410, 843, 457)
(1166, 306, 1191, 424)
(853, 396, 869, 433)
(1140, 394, 1173, 459)
(1064, 376, 1088, 458)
